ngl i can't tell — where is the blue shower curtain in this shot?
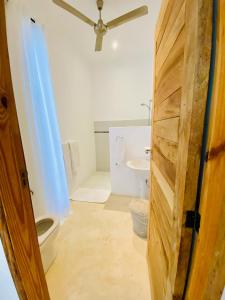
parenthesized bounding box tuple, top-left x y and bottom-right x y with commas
(22, 19, 69, 219)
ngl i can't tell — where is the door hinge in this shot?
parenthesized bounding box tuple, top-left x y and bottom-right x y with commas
(20, 170, 28, 187)
(185, 210, 201, 232)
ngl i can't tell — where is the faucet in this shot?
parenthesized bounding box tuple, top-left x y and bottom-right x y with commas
(140, 100, 152, 125)
(140, 103, 151, 110)
(144, 147, 151, 161)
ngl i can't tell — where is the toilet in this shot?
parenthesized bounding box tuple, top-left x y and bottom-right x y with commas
(35, 216, 60, 273)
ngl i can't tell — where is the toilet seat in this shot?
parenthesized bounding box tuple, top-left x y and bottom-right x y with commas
(35, 215, 59, 246)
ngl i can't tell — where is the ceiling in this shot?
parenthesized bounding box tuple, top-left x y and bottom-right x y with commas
(43, 0, 162, 63)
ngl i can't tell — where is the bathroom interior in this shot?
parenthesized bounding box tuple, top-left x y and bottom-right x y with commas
(2, 0, 161, 299)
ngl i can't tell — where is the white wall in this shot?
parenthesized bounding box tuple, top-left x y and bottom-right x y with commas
(109, 126, 151, 197)
(47, 32, 96, 190)
(5, 0, 159, 207)
(6, 1, 46, 217)
(91, 58, 152, 122)
(5, 0, 96, 217)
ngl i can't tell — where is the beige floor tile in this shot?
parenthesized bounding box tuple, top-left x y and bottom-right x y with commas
(46, 199, 151, 300)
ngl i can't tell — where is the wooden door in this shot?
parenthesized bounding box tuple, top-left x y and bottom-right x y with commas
(147, 0, 213, 299)
(0, 1, 50, 299)
(186, 1, 225, 298)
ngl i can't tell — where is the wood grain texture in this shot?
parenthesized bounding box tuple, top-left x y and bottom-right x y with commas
(156, 0, 184, 56)
(186, 1, 225, 298)
(151, 188, 173, 252)
(156, 2, 185, 75)
(151, 174, 173, 228)
(154, 117, 180, 143)
(154, 88, 182, 121)
(0, 1, 50, 299)
(156, 29, 185, 88)
(155, 55, 184, 106)
(148, 208, 170, 300)
(173, 0, 213, 296)
(0, 202, 27, 299)
(151, 161, 174, 211)
(153, 145, 176, 190)
(148, 0, 213, 299)
(155, 0, 172, 50)
(153, 134, 178, 164)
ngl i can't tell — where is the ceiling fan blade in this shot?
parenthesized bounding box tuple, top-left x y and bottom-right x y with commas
(95, 33, 103, 52)
(52, 0, 96, 27)
(107, 6, 148, 30)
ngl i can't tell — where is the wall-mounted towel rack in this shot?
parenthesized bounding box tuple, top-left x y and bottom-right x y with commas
(94, 131, 109, 134)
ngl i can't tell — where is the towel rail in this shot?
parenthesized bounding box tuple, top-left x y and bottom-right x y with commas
(94, 131, 109, 134)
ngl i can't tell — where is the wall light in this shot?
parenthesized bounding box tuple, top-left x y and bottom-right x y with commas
(112, 40, 119, 50)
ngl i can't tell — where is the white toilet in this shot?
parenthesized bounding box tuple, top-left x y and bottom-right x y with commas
(35, 216, 60, 273)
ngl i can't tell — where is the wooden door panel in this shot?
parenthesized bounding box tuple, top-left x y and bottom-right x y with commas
(151, 205, 172, 273)
(148, 0, 213, 299)
(152, 174, 173, 228)
(155, 55, 184, 106)
(151, 162, 174, 212)
(153, 135, 178, 165)
(156, 0, 174, 52)
(151, 193, 173, 255)
(156, 0, 184, 56)
(156, 29, 185, 90)
(156, 2, 185, 75)
(154, 88, 182, 121)
(154, 117, 180, 143)
(149, 211, 169, 300)
(153, 146, 176, 190)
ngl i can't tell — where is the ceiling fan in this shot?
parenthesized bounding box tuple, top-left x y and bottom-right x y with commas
(52, 0, 148, 52)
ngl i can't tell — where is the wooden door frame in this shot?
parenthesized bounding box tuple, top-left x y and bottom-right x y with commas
(0, 1, 50, 299)
(1, 0, 224, 299)
(185, 0, 225, 298)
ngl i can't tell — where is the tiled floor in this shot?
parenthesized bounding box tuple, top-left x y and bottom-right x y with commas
(46, 196, 151, 300)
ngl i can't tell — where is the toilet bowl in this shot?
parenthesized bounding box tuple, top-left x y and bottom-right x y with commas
(35, 216, 60, 273)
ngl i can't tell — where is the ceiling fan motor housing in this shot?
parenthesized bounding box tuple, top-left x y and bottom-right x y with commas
(94, 19, 107, 35)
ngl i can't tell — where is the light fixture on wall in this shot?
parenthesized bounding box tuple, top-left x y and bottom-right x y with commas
(112, 41, 119, 50)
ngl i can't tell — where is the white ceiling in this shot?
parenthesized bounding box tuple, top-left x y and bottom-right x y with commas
(11, 0, 161, 63)
(44, 0, 162, 63)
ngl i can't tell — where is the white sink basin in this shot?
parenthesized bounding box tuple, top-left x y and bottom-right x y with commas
(126, 159, 150, 171)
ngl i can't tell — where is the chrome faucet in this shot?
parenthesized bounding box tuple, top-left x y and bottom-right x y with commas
(144, 147, 151, 161)
(140, 103, 151, 110)
(140, 100, 152, 125)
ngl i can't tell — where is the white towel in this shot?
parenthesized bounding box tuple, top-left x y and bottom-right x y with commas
(62, 141, 80, 196)
(62, 143, 73, 194)
(68, 140, 80, 175)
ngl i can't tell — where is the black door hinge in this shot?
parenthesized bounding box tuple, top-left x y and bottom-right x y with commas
(20, 170, 28, 187)
(185, 210, 201, 233)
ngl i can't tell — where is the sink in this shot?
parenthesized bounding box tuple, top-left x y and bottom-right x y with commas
(126, 159, 150, 199)
(126, 159, 150, 172)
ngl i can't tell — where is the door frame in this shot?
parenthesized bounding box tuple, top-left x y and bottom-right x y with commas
(1, 0, 225, 299)
(185, 0, 225, 298)
(0, 1, 50, 299)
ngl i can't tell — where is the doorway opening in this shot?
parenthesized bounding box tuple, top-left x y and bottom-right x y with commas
(5, 0, 161, 299)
